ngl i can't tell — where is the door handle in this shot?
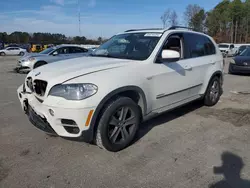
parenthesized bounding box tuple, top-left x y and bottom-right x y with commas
(211, 61, 216, 65)
(184, 65, 192, 71)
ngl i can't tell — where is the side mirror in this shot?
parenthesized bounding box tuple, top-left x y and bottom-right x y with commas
(52, 51, 58, 56)
(161, 49, 180, 60)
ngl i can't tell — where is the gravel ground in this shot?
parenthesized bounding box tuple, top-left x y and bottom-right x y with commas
(0, 56, 250, 188)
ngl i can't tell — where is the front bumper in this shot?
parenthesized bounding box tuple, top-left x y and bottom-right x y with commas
(229, 63, 250, 74)
(15, 60, 32, 73)
(17, 85, 96, 142)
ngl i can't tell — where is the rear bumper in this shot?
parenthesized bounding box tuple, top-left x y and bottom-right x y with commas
(17, 85, 96, 142)
(229, 63, 250, 74)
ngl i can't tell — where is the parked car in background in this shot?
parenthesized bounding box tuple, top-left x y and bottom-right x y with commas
(0, 47, 26, 56)
(235, 45, 250, 56)
(218, 43, 237, 57)
(229, 47, 250, 74)
(17, 27, 224, 151)
(15, 45, 90, 72)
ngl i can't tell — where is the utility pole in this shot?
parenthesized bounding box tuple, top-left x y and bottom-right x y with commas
(78, 0, 81, 36)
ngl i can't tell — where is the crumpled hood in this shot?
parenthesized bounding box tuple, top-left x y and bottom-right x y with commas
(28, 56, 132, 86)
(234, 56, 250, 65)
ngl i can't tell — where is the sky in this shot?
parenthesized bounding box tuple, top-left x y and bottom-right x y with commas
(0, 0, 222, 39)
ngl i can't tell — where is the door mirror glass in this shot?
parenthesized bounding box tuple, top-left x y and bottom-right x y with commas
(52, 51, 58, 56)
(161, 49, 180, 60)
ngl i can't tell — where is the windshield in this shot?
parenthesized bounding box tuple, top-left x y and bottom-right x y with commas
(239, 48, 250, 56)
(218, 44, 229, 48)
(39, 47, 55, 54)
(92, 32, 162, 60)
(238, 46, 249, 53)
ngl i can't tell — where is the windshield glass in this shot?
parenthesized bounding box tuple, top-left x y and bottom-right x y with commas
(39, 47, 55, 54)
(218, 44, 229, 48)
(92, 32, 162, 60)
(239, 48, 250, 56)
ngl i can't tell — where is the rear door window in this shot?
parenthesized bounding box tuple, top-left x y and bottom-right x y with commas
(183, 33, 215, 58)
(70, 47, 88, 53)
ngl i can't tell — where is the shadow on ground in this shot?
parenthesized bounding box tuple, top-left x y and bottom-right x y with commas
(134, 100, 203, 143)
(209, 152, 250, 188)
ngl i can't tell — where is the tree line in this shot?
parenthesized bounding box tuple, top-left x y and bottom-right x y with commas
(161, 0, 250, 43)
(0, 31, 105, 45)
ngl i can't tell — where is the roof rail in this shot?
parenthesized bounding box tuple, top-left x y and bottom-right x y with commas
(125, 28, 163, 32)
(168, 26, 194, 31)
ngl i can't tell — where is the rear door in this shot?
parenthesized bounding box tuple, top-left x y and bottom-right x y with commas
(182, 33, 216, 96)
(13, 47, 20, 55)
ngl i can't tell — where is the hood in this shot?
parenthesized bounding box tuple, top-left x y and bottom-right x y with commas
(28, 56, 133, 85)
(234, 56, 250, 65)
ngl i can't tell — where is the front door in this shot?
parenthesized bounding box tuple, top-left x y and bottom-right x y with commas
(5, 47, 15, 55)
(149, 33, 196, 111)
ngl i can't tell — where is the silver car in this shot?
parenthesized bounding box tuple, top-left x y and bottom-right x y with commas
(15, 45, 90, 73)
(0, 47, 26, 56)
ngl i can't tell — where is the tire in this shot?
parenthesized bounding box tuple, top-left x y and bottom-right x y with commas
(33, 61, 47, 69)
(228, 65, 234, 75)
(19, 52, 25, 56)
(204, 76, 222, 106)
(0, 52, 5, 56)
(95, 97, 141, 152)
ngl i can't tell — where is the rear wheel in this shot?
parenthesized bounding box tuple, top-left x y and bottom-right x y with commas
(95, 97, 140, 152)
(34, 61, 47, 69)
(19, 52, 25, 56)
(0, 52, 5, 56)
(204, 76, 221, 106)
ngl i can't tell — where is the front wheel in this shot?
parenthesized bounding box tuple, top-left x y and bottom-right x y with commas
(204, 76, 222, 106)
(95, 97, 141, 152)
(0, 52, 6, 56)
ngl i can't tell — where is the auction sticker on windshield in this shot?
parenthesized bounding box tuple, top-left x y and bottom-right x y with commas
(144, 33, 162, 37)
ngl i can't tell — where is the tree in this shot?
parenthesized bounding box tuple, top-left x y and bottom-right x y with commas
(161, 9, 171, 28)
(191, 9, 206, 32)
(161, 9, 178, 28)
(184, 4, 202, 27)
(170, 11, 178, 26)
(98, 37, 102, 44)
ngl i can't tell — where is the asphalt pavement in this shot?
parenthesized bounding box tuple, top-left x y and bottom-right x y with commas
(0, 56, 250, 188)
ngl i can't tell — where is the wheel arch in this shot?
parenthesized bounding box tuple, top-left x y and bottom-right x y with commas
(202, 70, 223, 95)
(33, 60, 47, 69)
(83, 86, 147, 143)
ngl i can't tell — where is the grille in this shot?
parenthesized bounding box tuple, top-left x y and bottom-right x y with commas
(34, 80, 47, 96)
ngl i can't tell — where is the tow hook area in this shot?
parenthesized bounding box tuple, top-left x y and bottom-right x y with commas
(23, 99, 28, 114)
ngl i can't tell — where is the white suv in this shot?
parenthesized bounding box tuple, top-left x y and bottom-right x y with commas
(17, 27, 224, 152)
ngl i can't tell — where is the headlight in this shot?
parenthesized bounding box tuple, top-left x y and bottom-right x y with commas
(230, 59, 236, 64)
(49, 83, 98, 100)
(28, 57, 36, 62)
